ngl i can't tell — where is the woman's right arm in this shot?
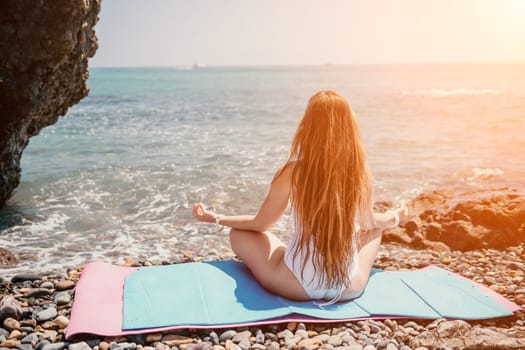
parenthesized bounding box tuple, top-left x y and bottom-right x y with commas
(192, 163, 293, 232)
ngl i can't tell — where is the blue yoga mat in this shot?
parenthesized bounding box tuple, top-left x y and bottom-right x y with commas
(122, 260, 513, 330)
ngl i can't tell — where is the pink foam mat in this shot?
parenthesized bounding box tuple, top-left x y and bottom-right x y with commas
(66, 262, 523, 339)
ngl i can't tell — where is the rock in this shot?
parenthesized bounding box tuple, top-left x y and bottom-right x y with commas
(232, 331, 251, 344)
(53, 281, 75, 292)
(35, 308, 57, 323)
(267, 342, 279, 350)
(41, 343, 66, 350)
(295, 329, 308, 339)
(21, 334, 39, 346)
(0, 0, 101, 208)
(161, 335, 193, 346)
(53, 316, 68, 330)
(24, 289, 52, 299)
(464, 327, 525, 349)
(10, 275, 41, 283)
(16, 343, 33, 350)
(0, 339, 20, 348)
(39, 282, 54, 290)
(0, 248, 17, 268)
(326, 335, 342, 347)
(8, 330, 22, 339)
(219, 331, 237, 342)
(67, 341, 91, 350)
(2, 319, 19, 332)
(53, 292, 71, 306)
(382, 189, 525, 251)
(0, 297, 23, 322)
(345, 342, 363, 350)
(297, 339, 321, 347)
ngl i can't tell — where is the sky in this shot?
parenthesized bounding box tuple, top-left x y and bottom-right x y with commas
(90, 0, 525, 67)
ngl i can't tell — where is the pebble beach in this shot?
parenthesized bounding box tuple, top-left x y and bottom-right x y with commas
(2, 64, 525, 350)
(1, 241, 524, 350)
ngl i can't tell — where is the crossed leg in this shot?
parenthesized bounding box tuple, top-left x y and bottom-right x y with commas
(229, 228, 309, 301)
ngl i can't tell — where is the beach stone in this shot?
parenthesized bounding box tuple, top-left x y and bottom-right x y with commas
(267, 342, 279, 350)
(313, 335, 329, 342)
(116, 343, 135, 350)
(208, 332, 219, 345)
(254, 330, 264, 344)
(8, 330, 22, 339)
(40, 321, 58, 331)
(161, 335, 192, 346)
(19, 321, 36, 329)
(362, 346, 375, 350)
(0, 297, 23, 321)
(250, 344, 265, 350)
(0, 339, 20, 347)
(327, 336, 342, 347)
(42, 343, 65, 350)
(16, 344, 34, 350)
(34, 340, 49, 350)
(145, 334, 161, 344)
(24, 289, 52, 299)
(319, 345, 333, 350)
(54, 281, 75, 292)
(21, 335, 38, 346)
(67, 341, 91, 350)
(98, 342, 109, 350)
(219, 331, 237, 342)
(53, 292, 71, 306)
(11, 275, 41, 284)
(284, 335, 301, 347)
(385, 344, 397, 350)
(277, 330, 293, 342)
(298, 339, 321, 348)
(228, 344, 241, 350)
(345, 342, 363, 350)
(39, 282, 54, 290)
(53, 317, 68, 330)
(2, 319, 19, 332)
(35, 308, 57, 323)
(40, 331, 57, 343)
(236, 341, 249, 350)
(295, 330, 308, 339)
(232, 331, 251, 344)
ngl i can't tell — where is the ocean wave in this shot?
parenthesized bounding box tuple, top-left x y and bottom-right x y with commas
(401, 89, 505, 97)
(464, 167, 505, 185)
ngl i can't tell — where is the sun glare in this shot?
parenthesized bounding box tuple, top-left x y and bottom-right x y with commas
(503, 0, 525, 17)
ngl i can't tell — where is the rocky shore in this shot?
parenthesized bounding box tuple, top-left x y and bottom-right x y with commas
(382, 187, 525, 252)
(1, 242, 524, 350)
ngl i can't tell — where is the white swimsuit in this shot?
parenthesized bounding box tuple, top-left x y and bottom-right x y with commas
(284, 223, 360, 302)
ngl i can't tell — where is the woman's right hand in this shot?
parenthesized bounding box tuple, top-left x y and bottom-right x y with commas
(192, 203, 216, 223)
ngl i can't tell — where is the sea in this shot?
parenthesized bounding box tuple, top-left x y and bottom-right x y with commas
(1, 63, 524, 275)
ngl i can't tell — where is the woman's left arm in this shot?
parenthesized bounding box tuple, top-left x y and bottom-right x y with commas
(192, 164, 292, 232)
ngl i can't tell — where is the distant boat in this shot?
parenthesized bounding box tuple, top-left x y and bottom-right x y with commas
(192, 63, 206, 69)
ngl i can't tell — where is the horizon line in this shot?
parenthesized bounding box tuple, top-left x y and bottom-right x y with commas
(89, 60, 525, 69)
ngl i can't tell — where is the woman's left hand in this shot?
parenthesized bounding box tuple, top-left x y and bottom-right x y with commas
(192, 203, 216, 223)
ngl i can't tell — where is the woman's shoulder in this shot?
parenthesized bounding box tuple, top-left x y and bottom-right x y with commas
(272, 161, 295, 183)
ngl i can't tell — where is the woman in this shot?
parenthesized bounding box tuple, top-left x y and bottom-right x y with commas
(193, 90, 408, 303)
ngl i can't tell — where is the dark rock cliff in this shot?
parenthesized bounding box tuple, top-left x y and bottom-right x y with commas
(0, 0, 101, 208)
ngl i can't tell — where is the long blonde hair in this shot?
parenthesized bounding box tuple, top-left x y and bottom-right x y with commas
(288, 90, 375, 288)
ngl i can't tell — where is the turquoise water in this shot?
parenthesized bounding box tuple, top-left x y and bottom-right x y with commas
(2, 63, 525, 274)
